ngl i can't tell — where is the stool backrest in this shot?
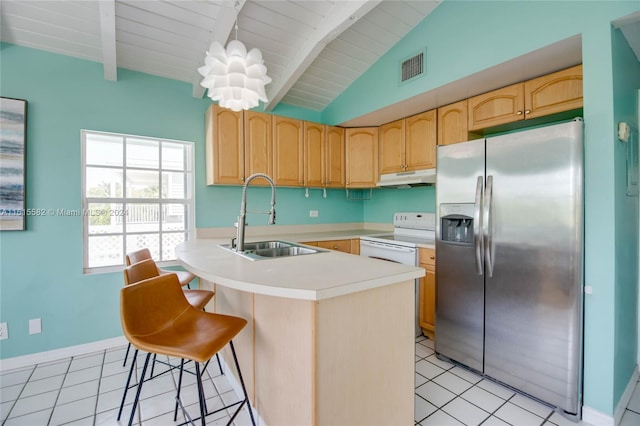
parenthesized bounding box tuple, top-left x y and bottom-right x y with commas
(125, 248, 153, 266)
(123, 259, 160, 286)
(120, 274, 191, 340)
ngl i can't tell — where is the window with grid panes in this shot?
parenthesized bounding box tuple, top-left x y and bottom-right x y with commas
(82, 130, 194, 272)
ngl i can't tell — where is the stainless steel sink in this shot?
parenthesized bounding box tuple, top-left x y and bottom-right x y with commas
(218, 240, 326, 261)
(243, 241, 292, 250)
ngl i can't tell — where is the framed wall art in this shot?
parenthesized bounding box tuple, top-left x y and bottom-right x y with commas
(0, 97, 27, 231)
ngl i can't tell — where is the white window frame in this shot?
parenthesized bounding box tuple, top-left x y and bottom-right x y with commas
(81, 130, 195, 274)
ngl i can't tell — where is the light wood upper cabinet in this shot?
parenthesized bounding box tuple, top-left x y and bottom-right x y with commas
(304, 122, 325, 188)
(273, 116, 304, 187)
(325, 126, 345, 188)
(468, 65, 583, 131)
(438, 100, 470, 146)
(468, 83, 525, 131)
(379, 110, 436, 174)
(379, 119, 405, 174)
(244, 110, 272, 185)
(418, 248, 436, 340)
(405, 110, 436, 170)
(345, 128, 379, 188)
(524, 64, 583, 119)
(205, 104, 244, 185)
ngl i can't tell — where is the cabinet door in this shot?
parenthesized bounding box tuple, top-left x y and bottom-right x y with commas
(379, 119, 405, 174)
(419, 266, 436, 339)
(345, 128, 379, 188)
(468, 83, 525, 131)
(350, 239, 360, 255)
(405, 110, 436, 170)
(419, 248, 436, 338)
(317, 239, 351, 253)
(205, 104, 244, 185)
(325, 126, 345, 188)
(524, 64, 583, 119)
(244, 110, 272, 185)
(438, 100, 469, 146)
(273, 116, 304, 187)
(304, 122, 325, 187)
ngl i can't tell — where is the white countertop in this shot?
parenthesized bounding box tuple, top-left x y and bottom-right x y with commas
(176, 238, 425, 301)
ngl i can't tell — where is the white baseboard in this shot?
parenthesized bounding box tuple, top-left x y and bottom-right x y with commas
(614, 365, 640, 425)
(0, 336, 128, 372)
(583, 405, 614, 426)
(582, 365, 639, 426)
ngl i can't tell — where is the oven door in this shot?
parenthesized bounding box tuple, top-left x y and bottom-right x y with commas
(360, 239, 418, 265)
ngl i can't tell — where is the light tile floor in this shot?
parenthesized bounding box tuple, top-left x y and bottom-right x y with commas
(0, 337, 635, 425)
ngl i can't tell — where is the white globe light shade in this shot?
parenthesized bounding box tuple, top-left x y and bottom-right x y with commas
(198, 40, 272, 112)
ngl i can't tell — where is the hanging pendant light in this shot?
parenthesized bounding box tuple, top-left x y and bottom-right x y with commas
(198, 2, 271, 111)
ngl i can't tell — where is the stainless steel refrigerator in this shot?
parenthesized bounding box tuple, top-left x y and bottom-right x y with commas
(435, 119, 584, 417)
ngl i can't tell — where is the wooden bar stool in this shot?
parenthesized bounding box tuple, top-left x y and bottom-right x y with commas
(118, 274, 255, 426)
(126, 248, 196, 288)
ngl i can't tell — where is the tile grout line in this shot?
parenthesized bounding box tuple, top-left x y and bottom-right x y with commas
(1, 365, 35, 426)
(91, 350, 106, 426)
(46, 357, 73, 426)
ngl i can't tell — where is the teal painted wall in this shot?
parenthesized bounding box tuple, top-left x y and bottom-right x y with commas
(0, 43, 362, 360)
(612, 26, 640, 406)
(363, 187, 436, 223)
(345, 0, 639, 416)
(2, 0, 640, 417)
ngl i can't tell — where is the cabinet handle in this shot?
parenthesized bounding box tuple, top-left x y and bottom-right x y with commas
(516, 111, 523, 115)
(430, 256, 435, 260)
(525, 109, 531, 115)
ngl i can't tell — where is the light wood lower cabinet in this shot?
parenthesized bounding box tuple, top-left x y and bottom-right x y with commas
(418, 248, 436, 340)
(302, 239, 359, 254)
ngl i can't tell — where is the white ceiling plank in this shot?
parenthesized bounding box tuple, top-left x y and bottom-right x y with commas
(264, 0, 382, 111)
(98, 0, 117, 81)
(0, 27, 102, 61)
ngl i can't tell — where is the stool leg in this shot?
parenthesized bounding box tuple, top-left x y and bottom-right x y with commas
(150, 353, 157, 378)
(123, 343, 131, 367)
(229, 341, 256, 426)
(174, 358, 185, 421)
(128, 352, 152, 426)
(216, 353, 223, 375)
(194, 362, 206, 426)
(117, 348, 138, 421)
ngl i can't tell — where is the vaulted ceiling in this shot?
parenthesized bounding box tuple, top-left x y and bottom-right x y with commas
(0, 0, 441, 112)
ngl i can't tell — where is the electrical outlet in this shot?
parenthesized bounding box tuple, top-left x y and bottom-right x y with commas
(0, 322, 8, 340)
(29, 318, 41, 335)
(309, 210, 319, 218)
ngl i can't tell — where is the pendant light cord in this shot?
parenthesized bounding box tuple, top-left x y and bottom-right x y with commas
(234, 1, 239, 40)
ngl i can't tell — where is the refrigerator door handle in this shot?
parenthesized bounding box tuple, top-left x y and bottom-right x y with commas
(484, 175, 494, 277)
(474, 176, 484, 275)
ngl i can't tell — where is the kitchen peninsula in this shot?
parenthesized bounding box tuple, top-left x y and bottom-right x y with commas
(176, 238, 424, 425)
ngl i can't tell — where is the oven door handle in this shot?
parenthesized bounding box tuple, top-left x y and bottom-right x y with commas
(360, 240, 415, 253)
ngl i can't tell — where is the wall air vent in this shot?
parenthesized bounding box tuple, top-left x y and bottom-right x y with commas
(400, 50, 425, 83)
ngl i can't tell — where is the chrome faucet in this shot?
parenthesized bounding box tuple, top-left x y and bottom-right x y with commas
(234, 173, 276, 252)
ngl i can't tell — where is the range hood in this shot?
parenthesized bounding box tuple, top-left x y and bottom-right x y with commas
(376, 168, 436, 188)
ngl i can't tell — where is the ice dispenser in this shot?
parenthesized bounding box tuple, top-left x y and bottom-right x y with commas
(440, 203, 475, 245)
